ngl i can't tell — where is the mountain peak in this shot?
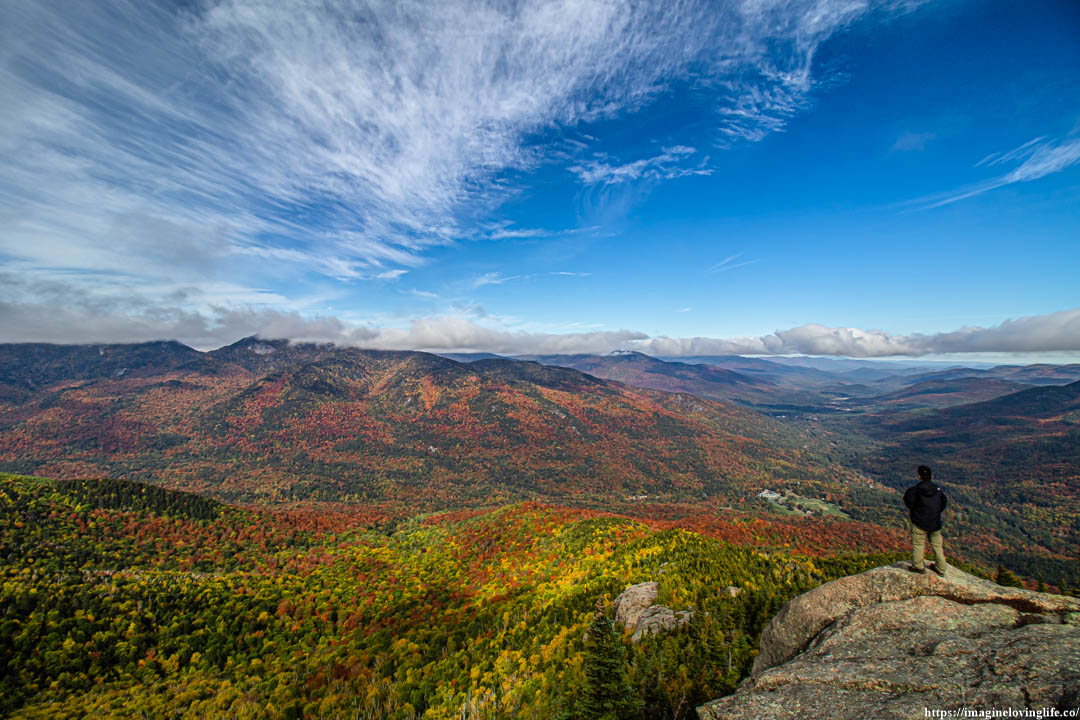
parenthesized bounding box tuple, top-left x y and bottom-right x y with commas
(226, 336, 292, 351)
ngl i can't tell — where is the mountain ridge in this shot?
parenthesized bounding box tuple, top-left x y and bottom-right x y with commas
(0, 338, 831, 509)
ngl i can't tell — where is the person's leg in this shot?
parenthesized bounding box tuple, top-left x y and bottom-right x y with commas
(911, 524, 927, 571)
(929, 530, 947, 573)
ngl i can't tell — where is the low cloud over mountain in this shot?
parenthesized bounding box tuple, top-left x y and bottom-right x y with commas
(2, 281, 1076, 359)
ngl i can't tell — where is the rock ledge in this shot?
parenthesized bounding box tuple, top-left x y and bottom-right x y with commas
(698, 563, 1080, 719)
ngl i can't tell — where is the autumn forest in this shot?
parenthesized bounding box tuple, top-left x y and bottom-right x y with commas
(0, 339, 1077, 718)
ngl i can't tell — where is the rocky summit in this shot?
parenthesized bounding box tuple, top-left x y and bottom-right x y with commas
(613, 581, 694, 643)
(698, 562, 1080, 719)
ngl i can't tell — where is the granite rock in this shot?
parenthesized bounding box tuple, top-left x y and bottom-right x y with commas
(631, 605, 694, 643)
(614, 581, 659, 634)
(698, 563, 1080, 719)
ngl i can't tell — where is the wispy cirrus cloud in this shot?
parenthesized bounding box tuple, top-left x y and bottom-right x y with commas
(2, 0, 923, 306)
(918, 135, 1080, 209)
(975, 137, 1047, 168)
(708, 253, 758, 274)
(473, 270, 591, 288)
(570, 146, 712, 186)
(473, 272, 520, 288)
(485, 228, 549, 241)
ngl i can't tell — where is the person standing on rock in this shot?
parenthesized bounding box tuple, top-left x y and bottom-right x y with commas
(903, 465, 948, 576)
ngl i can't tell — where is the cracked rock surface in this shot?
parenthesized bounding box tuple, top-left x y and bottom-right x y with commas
(613, 581, 693, 643)
(698, 563, 1080, 719)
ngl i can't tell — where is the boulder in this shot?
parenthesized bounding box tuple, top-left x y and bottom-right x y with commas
(614, 581, 659, 633)
(698, 563, 1080, 719)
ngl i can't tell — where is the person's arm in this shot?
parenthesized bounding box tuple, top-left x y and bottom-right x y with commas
(940, 491, 947, 512)
(903, 486, 915, 510)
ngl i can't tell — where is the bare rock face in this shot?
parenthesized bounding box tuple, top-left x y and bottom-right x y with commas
(614, 581, 694, 643)
(614, 581, 659, 633)
(632, 605, 693, 643)
(698, 563, 1080, 720)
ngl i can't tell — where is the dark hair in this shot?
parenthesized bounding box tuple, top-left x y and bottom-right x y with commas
(917, 465, 932, 481)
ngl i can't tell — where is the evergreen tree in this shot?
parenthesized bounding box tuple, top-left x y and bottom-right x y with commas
(995, 563, 1023, 588)
(580, 599, 642, 720)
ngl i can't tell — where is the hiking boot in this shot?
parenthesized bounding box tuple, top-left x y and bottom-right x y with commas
(908, 565, 926, 574)
(930, 563, 948, 577)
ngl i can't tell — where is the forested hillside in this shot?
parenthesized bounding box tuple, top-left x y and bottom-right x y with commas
(845, 380, 1080, 584)
(0, 339, 845, 507)
(1, 474, 899, 719)
(1, 340, 1077, 586)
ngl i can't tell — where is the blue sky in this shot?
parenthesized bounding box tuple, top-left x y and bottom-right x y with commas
(1, 0, 1078, 359)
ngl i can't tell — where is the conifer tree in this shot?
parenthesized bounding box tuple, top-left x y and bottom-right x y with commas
(580, 598, 642, 720)
(995, 563, 1023, 588)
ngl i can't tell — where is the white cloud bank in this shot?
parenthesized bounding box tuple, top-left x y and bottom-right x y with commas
(2, 278, 1076, 358)
(640, 308, 1080, 357)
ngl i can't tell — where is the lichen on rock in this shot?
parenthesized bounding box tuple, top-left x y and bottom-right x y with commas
(698, 563, 1080, 719)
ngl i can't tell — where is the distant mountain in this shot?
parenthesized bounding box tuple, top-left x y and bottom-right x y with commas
(762, 356, 1009, 372)
(0, 339, 829, 507)
(853, 380, 1080, 561)
(760, 356, 927, 374)
(0, 340, 200, 388)
(877, 363, 1080, 388)
(885, 378, 1080, 429)
(518, 352, 1080, 420)
(878, 366, 996, 389)
(862, 377, 1031, 410)
(205, 336, 340, 375)
(992, 363, 1080, 385)
(0, 340, 202, 403)
(660, 355, 839, 385)
(517, 351, 774, 403)
(436, 352, 508, 363)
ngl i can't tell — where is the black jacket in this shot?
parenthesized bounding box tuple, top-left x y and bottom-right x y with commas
(903, 479, 947, 532)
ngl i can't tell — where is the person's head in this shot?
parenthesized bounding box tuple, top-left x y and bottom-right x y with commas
(917, 465, 932, 482)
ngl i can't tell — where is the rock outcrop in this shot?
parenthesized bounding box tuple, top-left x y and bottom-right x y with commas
(614, 582, 659, 632)
(698, 563, 1080, 719)
(631, 604, 693, 643)
(613, 581, 694, 643)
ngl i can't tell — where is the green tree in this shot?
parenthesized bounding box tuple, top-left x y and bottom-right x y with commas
(995, 563, 1023, 588)
(580, 599, 642, 720)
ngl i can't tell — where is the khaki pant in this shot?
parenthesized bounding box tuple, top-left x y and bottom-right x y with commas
(911, 524, 947, 572)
